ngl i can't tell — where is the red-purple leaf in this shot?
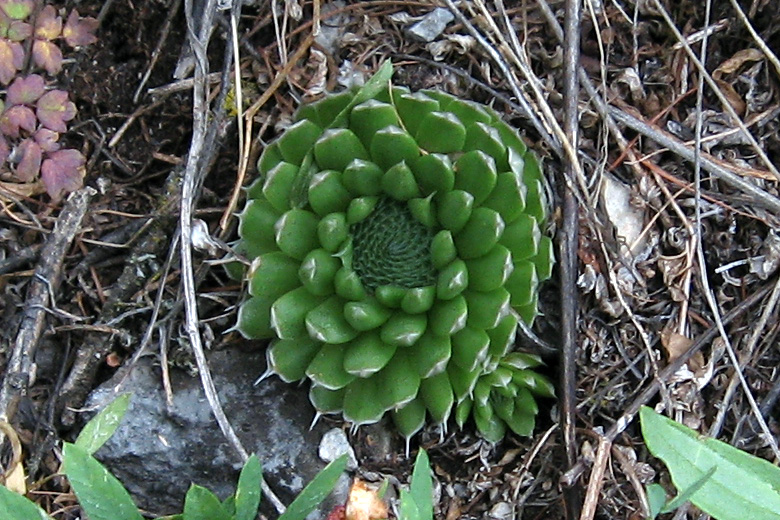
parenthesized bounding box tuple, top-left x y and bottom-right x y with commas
(34, 127, 59, 152)
(6, 19, 30, 41)
(32, 39, 62, 75)
(7, 74, 45, 105)
(0, 37, 23, 84)
(41, 148, 85, 200)
(63, 10, 97, 47)
(0, 0, 33, 20)
(0, 104, 36, 137)
(0, 134, 9, 163)
(34, 5, 60, 40)
(36, 90, 76, 132)
(14, 138, 41, 181)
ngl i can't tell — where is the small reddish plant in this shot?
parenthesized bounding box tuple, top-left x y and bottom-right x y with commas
(0, 0, 97, 200)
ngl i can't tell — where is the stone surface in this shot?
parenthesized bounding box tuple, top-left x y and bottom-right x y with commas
(405, 7, 455, 42)
(319, 428, 358, 471)
(86, 347, 349, 517)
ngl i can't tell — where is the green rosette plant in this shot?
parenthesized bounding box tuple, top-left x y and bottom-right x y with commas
(236, 63, 554, 441)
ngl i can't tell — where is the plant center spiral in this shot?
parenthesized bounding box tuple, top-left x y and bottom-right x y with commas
(350, 197, 436, 291)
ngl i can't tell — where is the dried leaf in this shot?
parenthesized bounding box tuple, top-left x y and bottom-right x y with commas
(0, 104, 37, 137)
(713, 48, 764, 78)
(36, 89, 76, 132)
(661, 328, 693, 363)
(714, 78, 746, 116)
(345, 480, 387, 520)
(32, 38, 62, 74)
(62, 10, 98, 47)
(40, 148, 85, 200)
(33, 127, 59, 152)
(14, 138, 41, 181)
(6, 74, 45, 105)
(34, 4, 61, 40)
(0, 38, 24, 84)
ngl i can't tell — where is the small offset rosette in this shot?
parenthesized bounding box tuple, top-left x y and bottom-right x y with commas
(237, 71, 554, 441)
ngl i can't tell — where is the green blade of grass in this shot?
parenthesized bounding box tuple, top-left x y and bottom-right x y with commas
(278, 454, 347, 520)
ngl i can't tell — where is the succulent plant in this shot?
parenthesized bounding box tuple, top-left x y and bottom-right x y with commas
(237, 63, 554, 442)
(0, 0, 96, 200)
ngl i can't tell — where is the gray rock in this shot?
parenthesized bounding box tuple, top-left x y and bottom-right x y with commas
(406, 7, 455, 43)
(86, 348, 348, 517)
(319, 428, 357, 471)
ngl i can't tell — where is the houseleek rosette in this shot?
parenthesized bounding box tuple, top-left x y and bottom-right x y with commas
(236, 63, 554, 441)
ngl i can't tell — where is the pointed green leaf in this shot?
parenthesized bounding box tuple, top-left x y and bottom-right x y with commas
(500, 214, 540, 262)
(436, 190, 473, 233)
(506, 261, 538, 308)
(382, 161, 420, 201)
(270, 287, 324, 340)
(309, 385, 345, 414)
(75, 393, 130, 455)
(487, 314, 518, 360)
(234, 455, 262, 520)
(419, 372, 454, 425)
(317, 212, 348, 253)
(237, 294, 275, 339)
(451, 326, 490, 372)
(344, 298, 391, 331)
(0, 485, 51, 520)
(393, 399, 426, 439)
(183, 485, 231, 520)
(430, 230, 456, 270)
(63, 443, 144, 520)
(257, 142, 283, 175)
(262, 161, 298, 212)
(299, 249, 340, 296)
(267, 338, 321, 382)
(401, 285, 436, 314)
(442, 98, 492, 128)
(410, 331, 451, 378)
(306, 344, 356, 390)
(249, 252, 300, 299)
(343, 330, 396, 376)
(343, 159, 384, 196)
(370, 126, 420, 171)
(465, 244, 513, 292)
(428, 295, 467, 336)
(464, 288, 510, 330)
(410, 449, 434, 520)
(473, 403, 506, 443)
(464, 122, 508, 170)
(448, 362, 481, 402)
(454, 150, 497, 205)
(344, 378, 387, 425)
(454, 208, 505, 260)
(239, 198, 280, 257)
(533, 235, 555, 282)
(380, 312, 427, 347)
(410, 153, 454, 195)
(415, 111, 466, 153)
(278, 455, 348, 520)
(308, 170, 352, 216)
(378, 352, 420, 409)
(640, 406, 780, 520)
(349, 99, 399, 148)
(314, 128, 369, 171)
(306, 296, 358, 344)
(408, 196, 437, 228)
(275, 209, 319, 260)
(394, 91, 439, 135)
(311, 91, 354, 128)
(482, 171, 526, 224)
(334, 267, 367, 301)
(375, 284, 407, 308)
(277, 119, 322, 166)
(346, 196, 379, 224)
(436, 259, 468, 300)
